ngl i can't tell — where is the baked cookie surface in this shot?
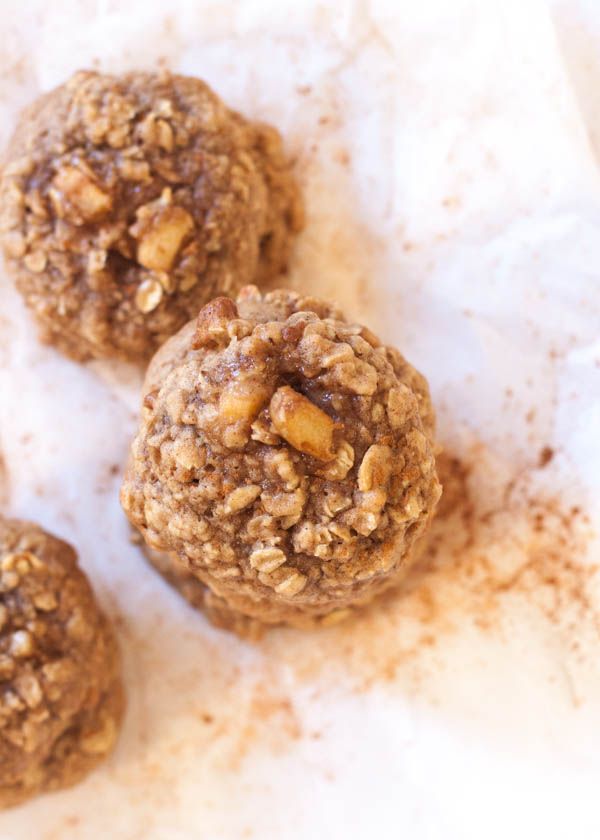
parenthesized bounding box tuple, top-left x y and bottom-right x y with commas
(0, 71, 302, 361)
(0, 517, 123, 809)
(122, 286, 441, 631)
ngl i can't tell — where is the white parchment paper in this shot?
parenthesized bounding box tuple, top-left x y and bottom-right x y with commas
(0, 1, 599, 838)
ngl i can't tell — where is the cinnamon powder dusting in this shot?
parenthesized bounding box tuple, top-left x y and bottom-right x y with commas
(260, 441, 600, 695)
(422, 448, 597, 633)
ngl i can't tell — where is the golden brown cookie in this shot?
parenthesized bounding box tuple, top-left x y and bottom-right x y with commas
(122, 286, 441, 633)
(0, 71, 303, 361)
(0, 517, 123, 809)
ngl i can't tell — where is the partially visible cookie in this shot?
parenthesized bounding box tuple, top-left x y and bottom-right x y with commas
(0, 70, 303, 361)
(0, 517, 123, 809)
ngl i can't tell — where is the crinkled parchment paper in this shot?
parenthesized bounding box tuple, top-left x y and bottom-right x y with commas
(0, 1, 599, 838)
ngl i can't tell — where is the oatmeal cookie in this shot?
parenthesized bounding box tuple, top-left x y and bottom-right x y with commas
(0, 71, 303, 361)
(141, 541, 264, 640)
(0, 517, 123, 809)
(121, 286, 441, 631)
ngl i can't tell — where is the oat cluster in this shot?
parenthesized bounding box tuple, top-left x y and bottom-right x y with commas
(122, 286, 441, 628)
(0, 517, 123, 809)
(0, 71, 302, 361)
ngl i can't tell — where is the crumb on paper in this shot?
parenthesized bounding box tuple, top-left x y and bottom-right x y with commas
(538, 446, 554, 468)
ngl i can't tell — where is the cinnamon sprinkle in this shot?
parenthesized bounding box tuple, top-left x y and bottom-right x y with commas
(260, 442, 600, 695)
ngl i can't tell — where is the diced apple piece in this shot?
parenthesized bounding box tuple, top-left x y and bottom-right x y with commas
(53, 166, 112, 220)
(269, 386, 336, 461)
(137, 206, 194, 271)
